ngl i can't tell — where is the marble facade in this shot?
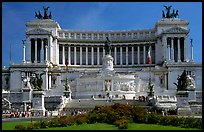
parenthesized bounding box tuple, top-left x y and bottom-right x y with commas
(2, 11, 202, 113)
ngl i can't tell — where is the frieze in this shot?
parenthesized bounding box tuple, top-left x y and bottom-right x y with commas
(57, 37, 157, 43)
(26, 28, 52, 35)
(162, 26, 189, 34)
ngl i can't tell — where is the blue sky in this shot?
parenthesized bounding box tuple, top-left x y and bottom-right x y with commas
(2, 2, 202, 67)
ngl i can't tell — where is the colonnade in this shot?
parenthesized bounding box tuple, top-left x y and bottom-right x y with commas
(59, 44, 154, 66)
(166, 36, 188, 63)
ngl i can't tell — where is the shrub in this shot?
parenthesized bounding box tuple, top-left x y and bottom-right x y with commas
(39, 120, 49, 128)
(31, 121, 43, 129)
(75, 113, 89, 125)
(114, 118, 128, 129)
(48, 117, 61, 127)
(132, 106, 147, 123)
(57, 116, 75, 127)
(27, 123, 35, 130)
(87, 112, 98, 124)
(14, 124, 26, 130)
(145, 112, 160, 124)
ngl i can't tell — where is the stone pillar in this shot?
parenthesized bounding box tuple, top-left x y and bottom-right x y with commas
(171, 37, 174, 62)
(80, 46, 82, 65)
(45, 45, 48, 63)
(22, 42, 26, 63)
(34, 39, 37, 63)
(167, 44, 171, 62)
(120, 46, 122, 65)
(86, 46, 88, 65)
(91, 47, 94, 65)
(103, 48, 105, 57)
(74, 46, 76, 65)
(97, 46, 100, 65)
(162, 36, 167, 62)
(177, 37, 181, 62)
(143, 45, 146, 64)
(114, 46, 117, 65)
(48, 37, 52, 62)
(32, 91, 46, 117)
(137, 46, 140, 64)
(126, 46, 128, 65)
(132, 46, 134, 65)
(40, 39, 44, 63)
(190, 39, 193, 62)
(48, 73, 51, 89)
(68, 46, 71, 65)
(27, 38, 31, 63)
(164, 72, 167, 90)
(62, 45, 65, 65)
(184, 37, 188, 62)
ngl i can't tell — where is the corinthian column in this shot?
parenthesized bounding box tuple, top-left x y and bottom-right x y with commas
(184, 37, 188, 62)
(27, 38, 31, 63)
(91, 47, 94, 65)
(74, 46, 76, 65)
(126, 46, 128, 65)
(80, 46, 82, 65)
(143, 45, 146, 64)
(41, 39, 44, 63)
(177, 37, 181, 62)
(45, 45, 48, 63)
(120, 46, 122, 65)
(132, 46, 134, 65)
(68, 46, 71, 65)
(114, 46, 117, 65)
(97, 46, 100, 65)
(171, 37, 174, 62)
(137, 46, 140, 64)
(167, 44, 171, 62)
(62, 45, 65, 65)
(34, 38, 37, 63)
(86, 46, 88, 65)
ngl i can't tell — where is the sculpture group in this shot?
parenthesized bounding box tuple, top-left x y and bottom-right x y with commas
(35, 6, 52, 19)
(162, 5, 179, 18)
(173, 70, 189, 91)
(31, 73, 44, 91)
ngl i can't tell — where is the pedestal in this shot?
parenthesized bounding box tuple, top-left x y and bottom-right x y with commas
(31, 90, 46, 117)
(22, 87, 32, 102)
(187, 87, 196, 102)
(176, 91, 192, 116)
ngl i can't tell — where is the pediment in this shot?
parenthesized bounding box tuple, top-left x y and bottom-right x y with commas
(163, 26, 189, 34)
(26, 28, 52, 35)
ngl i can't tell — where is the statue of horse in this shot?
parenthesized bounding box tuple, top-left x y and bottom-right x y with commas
(35, 11, 43, 19)
(164, 5, 172, 18)
(43, 6, 50, 19)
